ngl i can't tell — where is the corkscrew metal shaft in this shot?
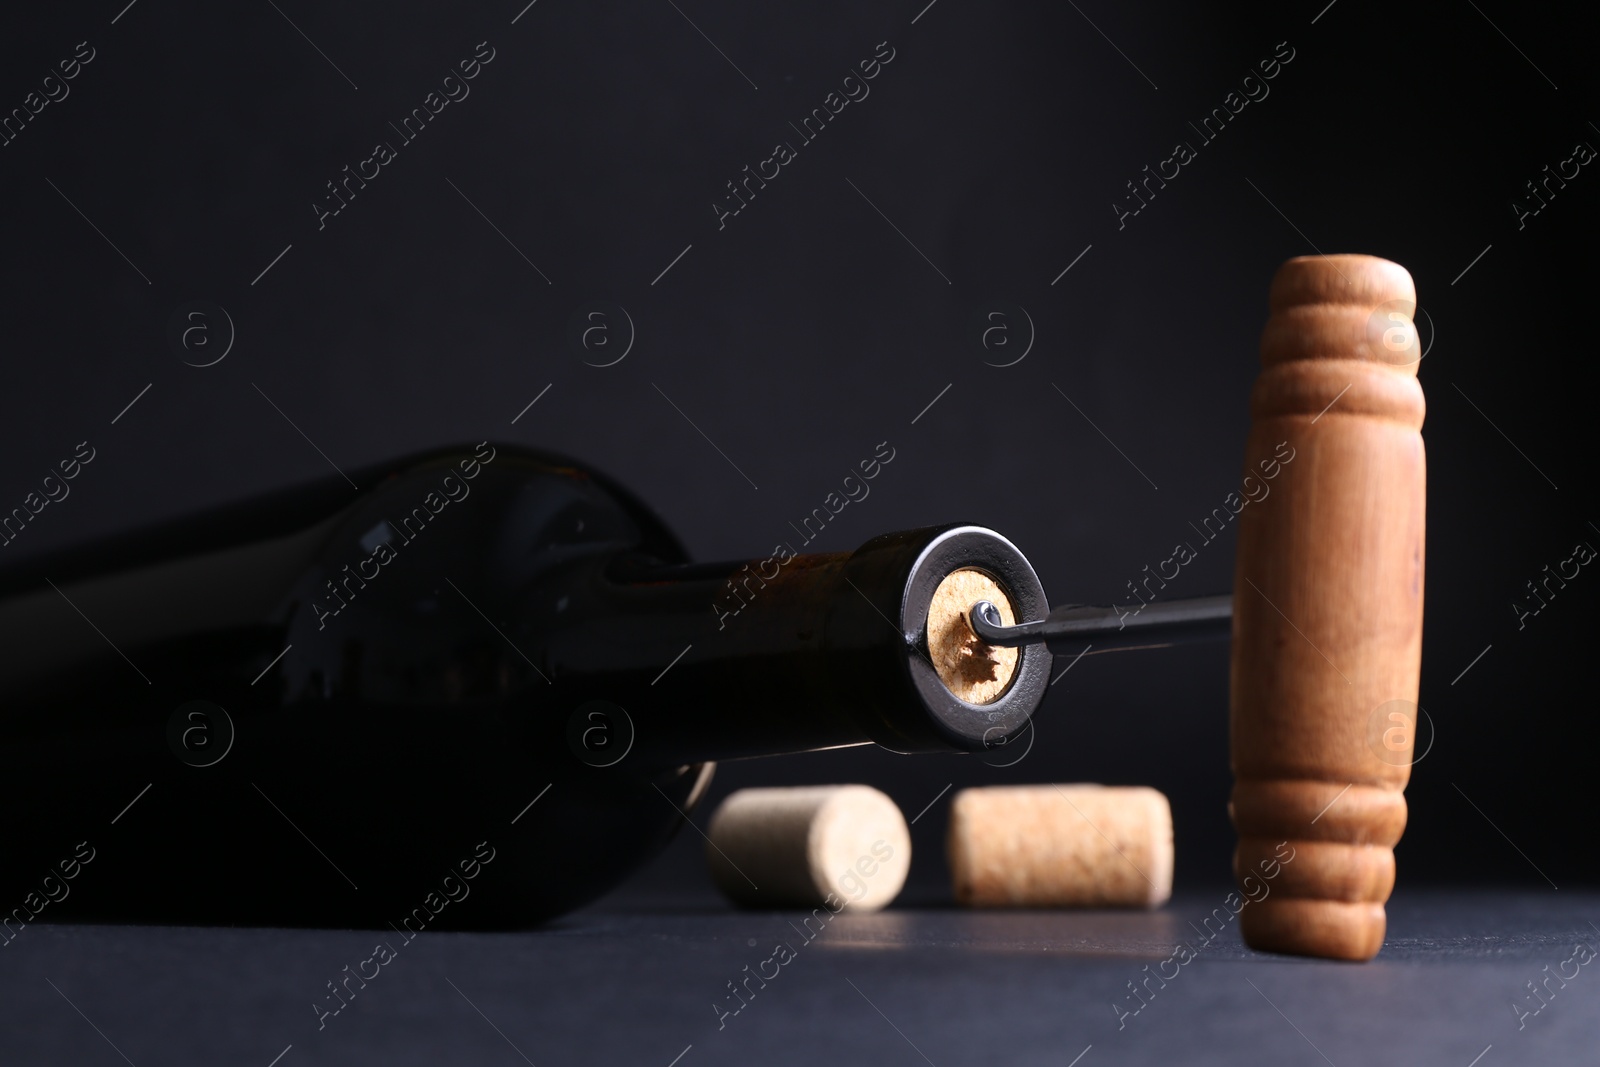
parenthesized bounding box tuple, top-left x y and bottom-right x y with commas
(968, 595, 1233, 656)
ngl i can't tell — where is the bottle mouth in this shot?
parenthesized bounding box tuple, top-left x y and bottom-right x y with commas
(896, 526, 1051, 752)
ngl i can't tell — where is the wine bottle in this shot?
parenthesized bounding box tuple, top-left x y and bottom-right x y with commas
(0, 444, 1050, 929)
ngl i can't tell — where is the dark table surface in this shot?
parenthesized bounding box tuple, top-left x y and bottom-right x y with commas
(7, 886, 1597, 1066)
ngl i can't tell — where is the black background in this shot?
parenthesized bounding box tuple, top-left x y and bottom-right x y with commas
(1, 0, 1593, 913)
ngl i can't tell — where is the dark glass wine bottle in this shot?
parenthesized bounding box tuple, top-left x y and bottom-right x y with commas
(0, 444, 1050, 930)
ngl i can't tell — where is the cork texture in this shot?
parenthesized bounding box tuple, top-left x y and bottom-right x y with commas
(926, 568, 1017, 704)
(705, 785, 911, 912)
(948, 785, 1173, 908)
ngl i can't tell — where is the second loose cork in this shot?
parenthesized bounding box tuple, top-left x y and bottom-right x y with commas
(948, 785, 1173, 908)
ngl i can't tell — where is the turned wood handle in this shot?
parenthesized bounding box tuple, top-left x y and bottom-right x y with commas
(1230, 254, 1426, 961)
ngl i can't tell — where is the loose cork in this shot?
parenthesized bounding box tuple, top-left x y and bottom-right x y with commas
(926, 568, 1018, 704)
(948, 785, 1173, 908)
(704, 786, 911, 912)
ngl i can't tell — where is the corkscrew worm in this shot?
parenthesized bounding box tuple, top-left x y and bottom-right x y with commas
(968, 594, 1232, 656)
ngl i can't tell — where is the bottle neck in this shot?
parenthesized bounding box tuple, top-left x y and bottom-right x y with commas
(553, 524, 1053, 768)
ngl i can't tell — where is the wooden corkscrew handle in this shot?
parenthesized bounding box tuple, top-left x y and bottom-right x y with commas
(1229, 255, 1426, 961)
